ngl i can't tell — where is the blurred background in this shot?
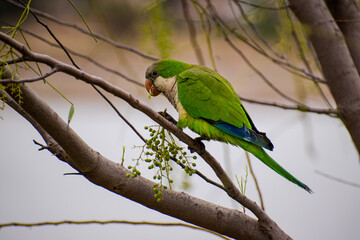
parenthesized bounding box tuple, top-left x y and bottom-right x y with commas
(1, 0, 359, 239)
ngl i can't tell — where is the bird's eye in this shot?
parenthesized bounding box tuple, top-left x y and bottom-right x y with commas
(152, 70, 159, 77)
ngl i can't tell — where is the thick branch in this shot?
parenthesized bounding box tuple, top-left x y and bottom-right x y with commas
(0, 82, 68, 162)
(327, 0, 360, 74)
(289, 0, 360, 154)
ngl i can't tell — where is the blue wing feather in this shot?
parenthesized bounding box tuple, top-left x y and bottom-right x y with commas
(206, 119, 274, 151)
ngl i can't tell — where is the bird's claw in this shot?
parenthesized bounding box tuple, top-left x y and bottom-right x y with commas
(188, 136, 208, 154)
(158, 111, 177, 125)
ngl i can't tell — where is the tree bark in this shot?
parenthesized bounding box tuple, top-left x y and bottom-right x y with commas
(326, 0, 360, 74)
(289, 0, 360, 155)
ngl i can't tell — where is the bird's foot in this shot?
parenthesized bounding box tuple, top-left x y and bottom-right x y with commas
(158, 111, 177, 125)
(188, 136, 208, 154)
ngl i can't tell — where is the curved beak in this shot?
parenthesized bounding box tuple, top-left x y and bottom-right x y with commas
(145, 79, 161, 96)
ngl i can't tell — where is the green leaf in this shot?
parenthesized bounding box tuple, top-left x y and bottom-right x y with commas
(68, 103, 75, 124)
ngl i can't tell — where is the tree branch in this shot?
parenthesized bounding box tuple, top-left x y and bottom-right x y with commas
(315, 170, 360, 188)
(225, 35, 307, 106)
(0, 67, 58, 83)
(239, 96, 338, 116)
(289, 0, 360, 154)
(235, 0, 289, 10)
(0, 80, 69, 162)
(0, 220, 231, 239)
(283, 2, 334, 109)
(327, 0, 360, 74)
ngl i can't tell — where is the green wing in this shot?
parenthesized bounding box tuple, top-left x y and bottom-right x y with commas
(177, 66, 252, 129)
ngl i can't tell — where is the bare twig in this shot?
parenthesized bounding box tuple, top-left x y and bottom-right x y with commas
(16, 26, 142, 87)
(3, 0, 159, 61)
(173, 157, 225, 190)
(15, 0, 80, 69)
(226, 36, 307, 107)
(15, 6, 147, 143)
(233, 0, 288, 61)
(228, 0, 264, 52)
(316, 170, 360, 188)
(245, 152, 264, 210)
(235, 0, 289, 10)
(202, 1, 327, 84)
(0, 220, 231, 240)
(239, 96, 338, 117)
(0, 67, 58, 83)
(191, 0, 217, 71)
(91, 85, 147, 143)
(181, 0, 205, 65)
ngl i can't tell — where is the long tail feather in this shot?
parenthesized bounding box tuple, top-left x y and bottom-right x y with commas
(247, 144, 312, 193)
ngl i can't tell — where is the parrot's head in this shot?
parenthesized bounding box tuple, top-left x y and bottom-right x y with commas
(145, 59, 191, 96)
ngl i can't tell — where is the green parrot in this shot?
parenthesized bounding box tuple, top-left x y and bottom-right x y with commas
(145, 59, 312, 193)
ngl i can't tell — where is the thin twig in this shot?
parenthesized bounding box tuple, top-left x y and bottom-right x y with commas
(226, 35, 307, 107)
(191, 0, 217, 71)
(4, 0, 159, 61)
(203, 2, 327, 84)
(316, 170, 360, 188)
(14, 26, 142, 87)
(233, 0, 288, 61)
(181, 0, 205, 65)
(239, 96, 338, 116)
(173, 157, 225, 190)
(0, 220, 231, 240)
(245, 152, 264, 210)
(16, 0, 80, 69)
(17, 5, 148, 144)
(3, 26, 336, 117)
(228, 0, 263, 52)
(91, 85, 147, 143)
(0, 67, 58, 83)
(235, 0, 289, 10)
